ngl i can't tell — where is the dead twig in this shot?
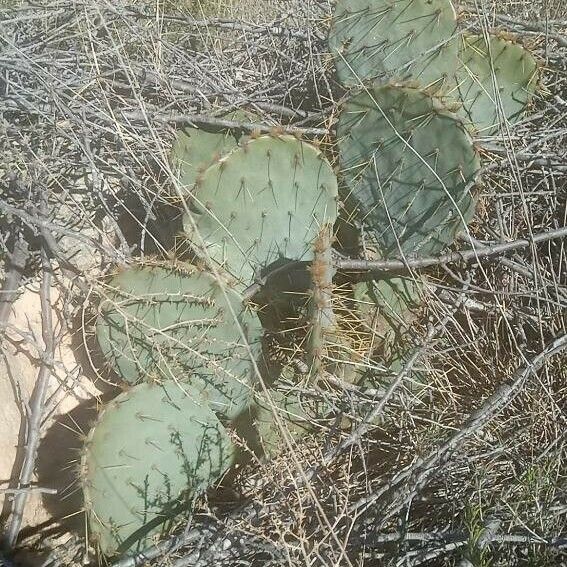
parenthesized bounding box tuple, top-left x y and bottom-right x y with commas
(120, 110, 328, 137)
(335, 226, 567, 272)
(0, 238, 29, 327)
(2, 247, 55, 548)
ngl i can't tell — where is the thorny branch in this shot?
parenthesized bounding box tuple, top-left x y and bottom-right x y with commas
(336, 225, 567, 272)
(0, 239, 29, 326)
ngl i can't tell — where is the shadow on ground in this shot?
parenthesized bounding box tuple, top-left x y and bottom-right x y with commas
(36, 392, 117, 535)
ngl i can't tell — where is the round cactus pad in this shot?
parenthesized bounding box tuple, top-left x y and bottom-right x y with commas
(184, 135, 338, 285)
(338, 85, 481, 257)
(171, 110, 258, 195)
(456, 34, 538, 135)
(96, 265, 262, 419)
(329, 0, 458, 89)
(81, 381, 235, 555)
(171, 127, 240, 193)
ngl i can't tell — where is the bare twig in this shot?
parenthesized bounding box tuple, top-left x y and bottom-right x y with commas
(0, 487, 57, 496)
(2, 247, 54, 548)
(120, 110, 328, 137)
(335, 226, 567, 272)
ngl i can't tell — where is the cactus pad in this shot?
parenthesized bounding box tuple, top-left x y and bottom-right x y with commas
(253, 386, 330, 458)
(81, 381, 235, 555)
(96, 264, 262, 419)
(354, 276, 422, 356)
(455, 34, 539, 135)
(171, 111, 258, 195)
(328, 0, 458, 89)
(171, 128, 240, 194)
(353, 277, 428, 395)
(338, 85, 481, 257)
(183, 135, 338, 285)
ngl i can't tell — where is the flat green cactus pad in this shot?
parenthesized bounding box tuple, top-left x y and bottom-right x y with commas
(184, 135, 338, 285)
(328, 0, 458, 89)
(338, 85, 481, 257)
(455, 34, 539, 135)
(354, 276, 422, 354)
(96, 264, 262, 419)
(171, 128, 240, 194)
(253, 387, 329, 458)
(353, 277, 429, 395)
(171, 110, 258, 195)
(81, 381, 235, 556)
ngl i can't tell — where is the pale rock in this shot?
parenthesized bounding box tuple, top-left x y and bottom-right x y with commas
(0, 282, 101, 533)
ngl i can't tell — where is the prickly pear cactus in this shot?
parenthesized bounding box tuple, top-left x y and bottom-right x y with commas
(183, 134, 338, 285)
(252, 389, 321, 457)
(81, 381, 235, 556)
(171, 110, 258, 194)
(251, 361, 334, 457)
(74, 1, 545, 560)
(354, 276, 423, 358)
(455, 34, 539, 135)
(96, 264, 262, 419)
(171, 128, 240, 193)
(328, 0, 458, 90)
(338, 84, 481, 257)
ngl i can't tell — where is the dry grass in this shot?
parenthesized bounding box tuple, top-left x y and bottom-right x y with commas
(0, 0, 565, 566)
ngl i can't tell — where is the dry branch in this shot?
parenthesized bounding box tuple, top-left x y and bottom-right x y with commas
(2, 249, 55, 548)
(336, 226, 567, 272)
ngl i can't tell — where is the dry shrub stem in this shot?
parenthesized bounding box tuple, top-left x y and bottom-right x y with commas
(0, 238, 29, 326)
(336, 225, 567, 272)
(121, 110, 328, 137)
(2, 248, 54, 549)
